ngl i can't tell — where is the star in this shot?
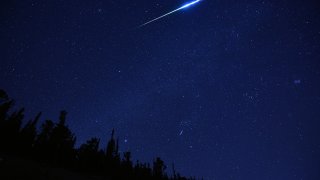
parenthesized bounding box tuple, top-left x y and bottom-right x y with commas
(179, 130, 184, 136)
(294, 79, 301, 85)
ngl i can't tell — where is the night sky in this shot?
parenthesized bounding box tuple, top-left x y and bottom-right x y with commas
(1, 0, 320, 179)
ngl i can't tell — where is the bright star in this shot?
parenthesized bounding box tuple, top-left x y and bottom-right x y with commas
(179, 130, 184, 136)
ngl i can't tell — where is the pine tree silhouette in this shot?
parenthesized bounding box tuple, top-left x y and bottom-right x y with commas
(78, 137, 104, 173)
(19, 112, 41, 156)
(0, 89, 9, 101)
(34, 119, 54, 162)
(0, 92, 14, 152)
(105, 128, 121, 178)
(120, 151, 133, 179)
(0, 89, 199, 180)
(48, 110, 76, 166)
(153, 157, 167, 179)
(3, 108, 25, 153)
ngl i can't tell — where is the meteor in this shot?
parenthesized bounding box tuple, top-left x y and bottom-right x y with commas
(139, 0, 202, 27)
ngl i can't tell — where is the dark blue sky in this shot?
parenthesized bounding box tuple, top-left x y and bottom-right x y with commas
(1, 0, 320, 179)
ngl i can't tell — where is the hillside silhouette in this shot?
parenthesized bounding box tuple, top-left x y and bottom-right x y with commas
(0, 89, 200, 180)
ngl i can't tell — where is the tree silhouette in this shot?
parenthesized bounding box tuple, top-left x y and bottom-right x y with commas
(78, 137, 104, 173)
(48, 110, 76, 166)
(104, 128, 121, 178)
(19, 112, 41, 156)
(0, 89, 198, 180)
(0, 89, 9, 101)
(34, 119, 54, 162)
(153, 157, 167, 179)
(0, 95, 14, 151)
(1, 108, 25, 153)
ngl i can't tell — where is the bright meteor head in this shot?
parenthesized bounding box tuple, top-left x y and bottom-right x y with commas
(180, 0, 201, 9)
(139, 0, 202, 27)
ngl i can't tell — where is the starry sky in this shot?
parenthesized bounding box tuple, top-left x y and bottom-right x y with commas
(1, 0, 320, 179)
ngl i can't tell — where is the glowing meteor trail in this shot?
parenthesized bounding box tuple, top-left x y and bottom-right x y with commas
(139, 0, 201, 27)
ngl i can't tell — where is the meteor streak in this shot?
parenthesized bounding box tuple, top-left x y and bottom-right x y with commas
(139, 0, 201, 27)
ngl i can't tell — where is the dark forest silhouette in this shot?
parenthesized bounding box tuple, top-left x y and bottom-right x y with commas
(0, 89, 200, 180)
